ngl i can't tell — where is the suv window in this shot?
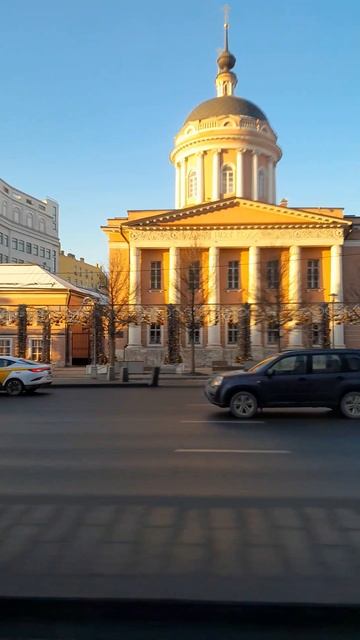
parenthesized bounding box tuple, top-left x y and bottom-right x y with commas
(311, 354, 343, 373)
(268, 355, 307, 375)
(345, 354, 360, 372)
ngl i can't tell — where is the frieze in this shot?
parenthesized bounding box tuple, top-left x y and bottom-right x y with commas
(128, 226, 345, 247)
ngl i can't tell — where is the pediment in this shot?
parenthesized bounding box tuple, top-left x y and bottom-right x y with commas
(125, 198, 349, 229)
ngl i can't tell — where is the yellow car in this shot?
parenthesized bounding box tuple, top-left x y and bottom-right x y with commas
(0, 356, 52, 396)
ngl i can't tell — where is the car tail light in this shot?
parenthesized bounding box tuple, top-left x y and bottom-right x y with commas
(29, 367, 50, 373)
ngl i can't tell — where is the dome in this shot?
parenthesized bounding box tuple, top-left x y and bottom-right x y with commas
(184, 96, 268, 125)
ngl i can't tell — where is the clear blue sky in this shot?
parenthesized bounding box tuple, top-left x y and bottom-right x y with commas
(1, 0, 359, 268)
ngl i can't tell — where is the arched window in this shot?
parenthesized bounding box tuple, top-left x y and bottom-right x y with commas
(27, 213, 33, 228)
(13, 208, 20, 224)
(258, 168, 266, 201)
(221, 164, 234, 195)
(39, 218, 45, 233)
(187, 170, 197, 199)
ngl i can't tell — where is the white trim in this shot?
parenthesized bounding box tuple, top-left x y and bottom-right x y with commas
(221, 162, 236, 197)
(225, 320, 239, 346)
(147, 323, 164, 347)
(0, 336, 13, 356)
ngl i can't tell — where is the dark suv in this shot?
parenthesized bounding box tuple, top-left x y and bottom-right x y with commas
(205, 349, 360, 419)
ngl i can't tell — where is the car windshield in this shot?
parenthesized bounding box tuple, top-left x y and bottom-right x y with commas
(247, 354, 280, 372)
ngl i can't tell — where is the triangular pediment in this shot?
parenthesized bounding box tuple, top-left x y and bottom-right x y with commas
(125, 198, 349, 229)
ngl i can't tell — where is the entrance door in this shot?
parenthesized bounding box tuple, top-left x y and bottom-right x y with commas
(71, 328, 90, 365)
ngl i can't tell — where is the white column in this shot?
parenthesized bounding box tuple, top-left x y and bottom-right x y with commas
(197, 152, 204, 203)
(207, 246, 221, 345)
(236, 149, 244, 198)
(272, 162, 276, 205)
(330, 244, 345, 347)
(267, 157, 274, 204)
(288, 245, 302, 347)
(179, 158, 186, 208)
(175, 163, 181, 208)
(168, 247, 179, 305)
(212, 150, 221, 201)
(128, 246, 142, 346)
(248, 246, 262, 348)
(252, 151, 259, 201)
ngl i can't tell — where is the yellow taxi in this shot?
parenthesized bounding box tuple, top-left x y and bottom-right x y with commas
(0, 356, 52, 396)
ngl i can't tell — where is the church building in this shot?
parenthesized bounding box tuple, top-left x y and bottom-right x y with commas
(102, 21, 360, 366)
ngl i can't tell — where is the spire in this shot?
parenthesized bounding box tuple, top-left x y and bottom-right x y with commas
(216, 5, 237, 97)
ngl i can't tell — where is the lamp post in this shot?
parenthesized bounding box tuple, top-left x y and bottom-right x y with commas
(330, 293, 337, 349)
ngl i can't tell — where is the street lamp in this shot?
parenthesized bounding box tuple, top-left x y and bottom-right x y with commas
(330, 293, 337, 349)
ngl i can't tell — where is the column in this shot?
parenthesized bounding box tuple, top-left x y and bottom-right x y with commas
(168, 247, 179, 305)
(252, 151, 259, 201)
(212, 150, 221, 201)
(248, 246, 262, 348)
(175, 163, 181, 208)
(267, 157, 274, 204)
(179, 158, 186, 208)
(128, 246, 142, 346)
(197, 152, 204, 203)
(207, 246, 221, 345)
(288, 245, 302, 347)
(330, 244, 345, 347)
(272, 162, 276, 205)
(236, 149, 244, 198)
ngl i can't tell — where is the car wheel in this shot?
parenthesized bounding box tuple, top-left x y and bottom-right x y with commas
(5, 378, 24, 397)
(340, 392, 360, 419)
(230, 391, 258, 419)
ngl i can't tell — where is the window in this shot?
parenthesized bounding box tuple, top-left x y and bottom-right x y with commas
(227, 322, 239, 345)
(222, 164, 234, 195)
(267, 260, 279, 289)
(345, 355, 360, 372)
(13, 208, 20, 223)
(0, 254, 2, 263)
(311, 323, 322, 346)
(267, 321, 280, 345)
(26, 198, 32, 205)
(0, 338, 12, 356)
(12, 238, 18, 250)
(26, 242, 32, 254)
(187, 322, 201, 345)
(4, 255, 8, 263)
(307, 259, 320, 289)
(311, 354, 342, 373)
(52, 206, 57, 230)
(258, 168, 266, 201)
(30, 338, 43, 361)
(46, 248, 51, 259)
(188, 261, 200, 290)
(2, 202, 7, 217)
(27, 213, 33, 228)
(149, 323, 162, 345)
(40, 247, 45, 257)
(227, 260, 239, 289)
(187, 171, 197, 199)
(0, 358, 13, 368)
(33, 244, 38, 256)
(18, 240, 24, 252)
(150, 261, 161, 290)
(269, 354, 307, 375)
(4, 235, 8, 247)
(12, 258, 18, 263)
(0, 232, 2, 244)
(39, 219, 45, 233)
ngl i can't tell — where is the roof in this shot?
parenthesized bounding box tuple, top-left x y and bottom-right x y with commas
(184, 96, 268, 124)
(0, 263, 101, 297)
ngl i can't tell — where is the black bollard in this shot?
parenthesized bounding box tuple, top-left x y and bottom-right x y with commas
(149, 366, 160, 387)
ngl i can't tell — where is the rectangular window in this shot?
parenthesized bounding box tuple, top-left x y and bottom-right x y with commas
(18, 240, 24, 252)
(33, 244, 38, 256)
(149, 323, 162, 345)
(12, 238, 18, 250)
(46, 248, 51, 259)
(30, 338, 43, 361)
(0, 232, 2, 244)
(40, 247, 45, 257)
(267, 259, 279, 289)
(4, 235, 8, 247)
(307, 259, 320, 289)
(26, 242, 32, 254)
(227, 322, 239, 345)
(311, 353, 342, 373)
(189, 261, 200, 290)
(0, 254, 2, 263)
(12, 258, 18, 263)
(150, 261, 161, 290)
(0, 338, 11, 356)
(187, 322, 201, 345)
(4, 255, 8, 263)
(227, 260, 239, 290)
(267, 321, 280, 345)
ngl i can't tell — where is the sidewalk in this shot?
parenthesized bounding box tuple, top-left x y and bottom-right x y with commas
(52, 366, 211, 387)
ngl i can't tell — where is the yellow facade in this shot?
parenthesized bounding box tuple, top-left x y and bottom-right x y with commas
(59, 251, 104, 291)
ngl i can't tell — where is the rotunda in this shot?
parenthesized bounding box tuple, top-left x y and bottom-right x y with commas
(170, 21, 282, 209)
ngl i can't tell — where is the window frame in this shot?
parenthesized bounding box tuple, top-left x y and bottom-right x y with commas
(148, 323, 163, 346)
(267, 320, 280, 346)
(310, 353, 344, 374)
(266, 259, 280, 290)
(258, 167, 266, 201)
(227, 260, 240, 290)
(226, 321, 239, 346)
(0, 337, 12, 356)
(221, 163, 235, 195)
(188, 260, 200, 291)
(150, 260, 162, 290)
(29, 337, 44, 362)
(187, 170, 198, 200)
(186, 322, 203, 347)
(307, 259, 320, 290)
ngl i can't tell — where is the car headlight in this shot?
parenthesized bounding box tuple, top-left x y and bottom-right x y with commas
(209, 375, 224, 388)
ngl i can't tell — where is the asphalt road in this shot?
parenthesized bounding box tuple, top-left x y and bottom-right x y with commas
(1, 385, 360, 604)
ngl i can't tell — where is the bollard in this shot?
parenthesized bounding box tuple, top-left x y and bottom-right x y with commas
(149, 366, 160, 387)
(122, 366, 129, 383)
